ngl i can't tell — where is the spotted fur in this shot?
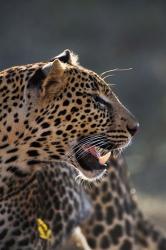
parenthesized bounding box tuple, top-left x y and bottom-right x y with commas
(80, 157, 166, 250)
(0, 161, 91, 250)
(0, 49, 138, 249)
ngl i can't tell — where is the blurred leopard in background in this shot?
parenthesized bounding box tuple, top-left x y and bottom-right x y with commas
(79, 156, 166, 250)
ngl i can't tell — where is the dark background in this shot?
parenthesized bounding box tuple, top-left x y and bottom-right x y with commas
(0, 1, 165, 229)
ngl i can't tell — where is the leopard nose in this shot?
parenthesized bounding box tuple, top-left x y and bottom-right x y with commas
(126, 121, 139, 136)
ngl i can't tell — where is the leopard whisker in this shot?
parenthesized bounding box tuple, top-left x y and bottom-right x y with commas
(71, 140, 113, 161)
(68, 135, 106, 157)
(102, 74, 114, 80)
(100, 67, 133, 77)
(69, 136, 107, 157)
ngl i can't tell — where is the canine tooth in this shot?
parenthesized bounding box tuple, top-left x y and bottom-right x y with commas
(99, 151, 111, 165)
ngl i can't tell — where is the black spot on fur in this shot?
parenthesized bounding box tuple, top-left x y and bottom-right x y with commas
(7, 126, 12, 132)
(110, 224, 123, 245)
(27, 159, 40, 165)
(106, 206, 115, 224)
(18, 238, 29, 246)
(41, 122, 50, 129)
(93, 224, 104, 236)
(7, 148, 18, 153)
(27, 150, 39, 157)
(30, 141, 41, 147)
(100, 235, 110, 249)
(54, 118, 61, 126)
(63, 100, 70, 106)
(66, 125, 73, 131)
(87, 237, 96, 249)
(5, 155, 18, 163)
(58, 110, 66, 116)
(41, 131, 51, 137)
(5, 239, 15, 248)
(50, 155, 60, 160)
(0, 228, 8, 240)
(120, 239, 132, 250)
(56, 130, 63, 135)
(7, 166, 28, 177)
(71, 107, 79, 113)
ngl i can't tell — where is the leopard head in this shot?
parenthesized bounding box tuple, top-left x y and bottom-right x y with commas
(0, 50, 139, 181)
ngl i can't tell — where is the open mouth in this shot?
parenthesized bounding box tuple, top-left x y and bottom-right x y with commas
(74, 142, 120, 180)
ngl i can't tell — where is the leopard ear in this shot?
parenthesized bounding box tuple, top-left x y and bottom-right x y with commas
(27, 59, 66, 98)
(40, 59, 66, 96)
(42, 59, 65, 79)
(51, 49, 79, 65)
(52, 49, 71, 64)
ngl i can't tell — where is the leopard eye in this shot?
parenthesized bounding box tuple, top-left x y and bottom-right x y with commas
(93, 95, 113, 112)
(93, 95, 108, 108)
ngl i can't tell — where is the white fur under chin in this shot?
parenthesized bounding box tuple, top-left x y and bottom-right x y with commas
(75, 168, 107, 184)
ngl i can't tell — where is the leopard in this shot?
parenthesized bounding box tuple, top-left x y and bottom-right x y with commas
(0, 49, 139, 249)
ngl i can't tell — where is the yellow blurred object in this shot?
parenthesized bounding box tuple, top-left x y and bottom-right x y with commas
(36, 218, 52, 240)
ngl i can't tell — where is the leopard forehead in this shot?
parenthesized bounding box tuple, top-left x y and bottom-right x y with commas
(0, 59, 110, 131)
